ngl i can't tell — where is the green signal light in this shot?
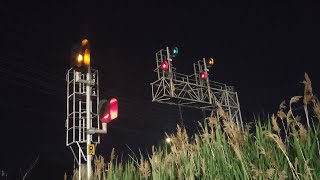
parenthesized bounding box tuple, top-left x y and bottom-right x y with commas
(173, 47, 178, 55)
(171, 47, 179, 57)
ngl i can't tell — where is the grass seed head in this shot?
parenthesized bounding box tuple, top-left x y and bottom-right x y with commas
(302, 72, 313, 105)
(139, 155, 151, 179)
(177, 167, 183, 180)
(195, 134, 202, 150)
(250, 164, 261, 179)
(271, 114, 281, 133)
(277, 100, 287, 120)
(278, 170, 288, 180)
(208, 116, 218, 130)
(277, 111, 286, 121)
(299, 124, 307, 144)
(257, 143, 266, 155)
(290, 96, 302, 106)
(201, 159, 206, 175)
(230, 142, 242, 161)
(313, 98, 320, 121)
(110, 148, 115, 162)
(279, 100, 286, 110)
(118, 162, 123, 174)
(72, 168, 79, 180)
(294, 157, 299, 170)
(304, 159, 313, 179)
(217, 103, 228, 122)
(107, 148, 115, 172)
(93, 155, 105, 178)
(264, 132, 287, 154)
(201, 132, 211, 143)
(265, 168, 275, 179)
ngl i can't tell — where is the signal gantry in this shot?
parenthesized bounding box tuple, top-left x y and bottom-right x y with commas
(150, 47, 243, 130)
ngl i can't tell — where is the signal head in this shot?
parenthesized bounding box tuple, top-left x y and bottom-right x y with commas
(77, 54, 83, 63)
(71, 39, 90, 72)
(200, 72, 207, 80)
(208, 58, 214, 65)
(207, 58, 215, 68)
(170, 47, 179, 58)
(160, 61, 169, 71)
(81, 39, 89, 46)
(99, 98, 119, 123)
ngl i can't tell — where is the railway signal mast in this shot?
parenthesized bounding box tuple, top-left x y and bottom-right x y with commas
(66, 39, 118, 180)
(151, 47, 243, 130)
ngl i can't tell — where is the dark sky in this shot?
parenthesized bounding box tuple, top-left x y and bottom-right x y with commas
(0, 1, 319, 179)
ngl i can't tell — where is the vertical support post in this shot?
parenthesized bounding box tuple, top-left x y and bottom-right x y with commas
(193, 63, 200, 98)
(73, 72, 76, 143)
(235, 92, 244, 130)
(202, 109, 206, 121)
(79, 149, 82, 180)
(225, 90, 234, 125)
(166, 47, 174, 97)
(78, 79, 82, 180)
(156, 52, 160, 79)
(203, 58, 212, 104)
(86, 68, 92, 179)
(66, 71, 69, 146)
(198, 60, 204, 100)
(96, 71, 101, 143)
(178, 103, 184, 126)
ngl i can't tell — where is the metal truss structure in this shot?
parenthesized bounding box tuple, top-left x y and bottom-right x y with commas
(66, 68, 100, 179)
(151, 47, 243, 129)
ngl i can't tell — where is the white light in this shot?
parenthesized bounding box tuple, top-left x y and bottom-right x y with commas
(165, 137, 171, 143)
(103, 114, 109, 119)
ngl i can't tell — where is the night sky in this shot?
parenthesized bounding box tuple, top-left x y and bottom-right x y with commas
(0, 1, 319, 179)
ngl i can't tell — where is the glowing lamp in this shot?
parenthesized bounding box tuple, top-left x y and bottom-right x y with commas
(208, 58, 214, 66)
(200, 72, 207, 80)
(71, 39, 90, 72)
(77, 54, 83, 62)
(160, 61, 169, 71)
(99, 98, 118, 123)
(81, 39, 89, 46)
(171, 47, 179, 57)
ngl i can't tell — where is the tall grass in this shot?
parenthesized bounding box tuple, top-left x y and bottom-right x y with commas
(71, 73, 320, 179)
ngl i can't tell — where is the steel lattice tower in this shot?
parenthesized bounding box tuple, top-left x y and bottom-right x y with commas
(151, 47, 243, 130)
(66, 68, 100, 179)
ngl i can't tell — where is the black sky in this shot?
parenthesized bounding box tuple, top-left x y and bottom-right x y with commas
(0, 1, 319, 179)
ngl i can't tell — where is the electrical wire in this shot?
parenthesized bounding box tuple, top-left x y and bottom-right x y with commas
(0, 55, 187, 135)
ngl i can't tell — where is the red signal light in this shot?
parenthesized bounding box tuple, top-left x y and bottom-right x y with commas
(99, 98, 118, 123)
(160, 61, 169, 71)
(109, 98, 118, 120)
(200, 72, 207, 80)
